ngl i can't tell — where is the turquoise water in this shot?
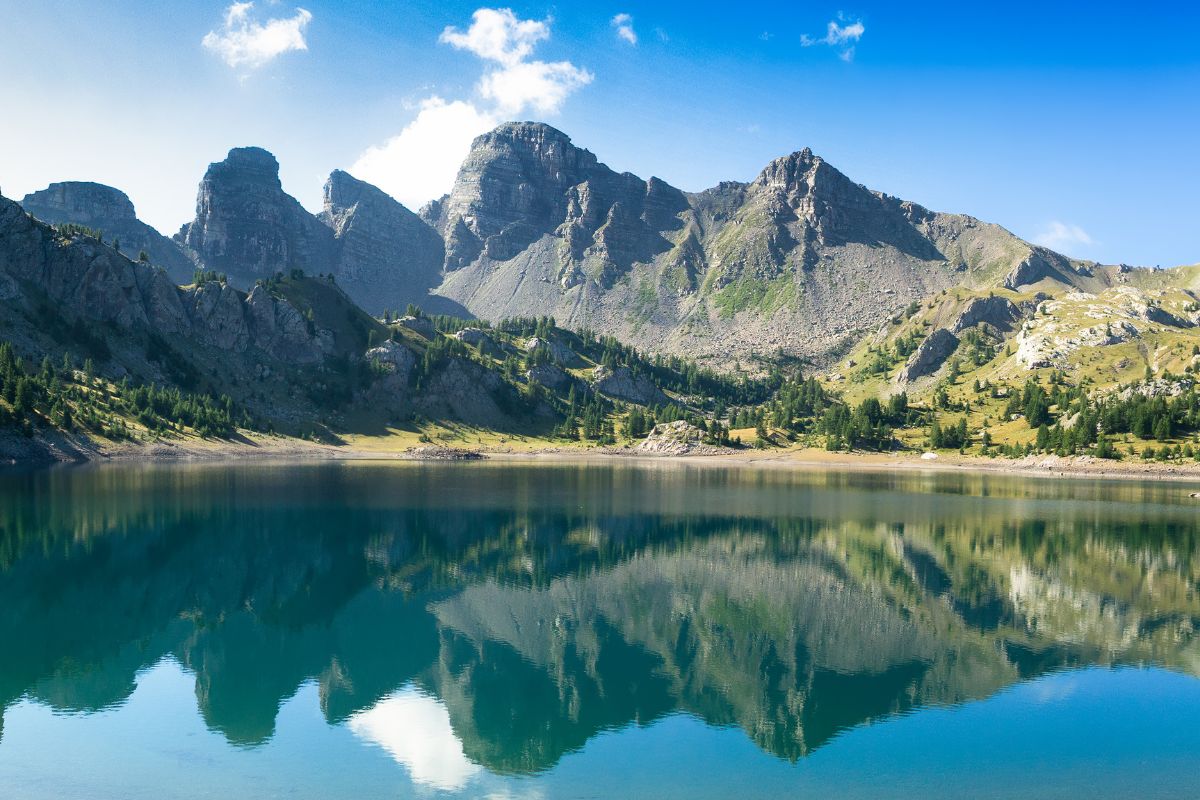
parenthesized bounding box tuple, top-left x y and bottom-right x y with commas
(1, 461, 1198, 798)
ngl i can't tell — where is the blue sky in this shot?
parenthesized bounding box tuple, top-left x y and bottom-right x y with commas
(0, 1, 1197, 266)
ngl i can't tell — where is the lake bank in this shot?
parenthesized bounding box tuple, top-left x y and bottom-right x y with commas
(10, 426, 1200, 485)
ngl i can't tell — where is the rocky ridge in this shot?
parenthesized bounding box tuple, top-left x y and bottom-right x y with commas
(20, 182, 195, 283)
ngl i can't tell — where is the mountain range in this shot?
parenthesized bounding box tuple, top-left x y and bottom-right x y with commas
(20, 121, 1176, 368)
(4, 120, 1200, 465)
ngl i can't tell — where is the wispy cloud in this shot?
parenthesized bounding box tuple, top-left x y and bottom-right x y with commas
(351, 7, 593, 209)
(1033, 221, 1096, 255)
(801, 17, 864, 61)
(202, 2, 312, 70)
(611, 13, 637, 45)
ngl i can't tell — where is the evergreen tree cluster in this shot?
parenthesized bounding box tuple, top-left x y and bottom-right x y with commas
(0, 341, 243, 440)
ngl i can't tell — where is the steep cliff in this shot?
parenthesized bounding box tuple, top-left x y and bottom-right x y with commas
(176, 147, 335, 287)
(320, 170, 460, 315)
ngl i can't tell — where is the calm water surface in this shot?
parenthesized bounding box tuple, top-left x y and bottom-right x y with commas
(1, 461, 1199, 798)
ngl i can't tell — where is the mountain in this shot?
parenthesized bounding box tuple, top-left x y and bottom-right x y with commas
(320, 169, 463, 316)
(424, 123, 1106, 366)
(19, 181, 194, 283)
(6, 122, 1200, 467)
(0, 193, 378, 410)
(176, 146, 335, 287)
(172, 148, 463, 316)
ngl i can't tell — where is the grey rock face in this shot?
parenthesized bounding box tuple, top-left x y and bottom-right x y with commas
(453, 327, 490, 347)
(898, 328, 960, 383)
(20, 182, 195, 283)
(178, 147, 334, 286)
(432, 122, 683, 284)
(951, 296, 1021, 334)
(454, 327, 503, 357)
(416, 358, 509, 426)
(1002, 249, 1074, 290)
(398, 315, 435, 338)
(590, 365, 669, 405)
(320, 170, 446, 314)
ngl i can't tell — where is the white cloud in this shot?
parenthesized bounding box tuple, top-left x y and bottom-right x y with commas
(479, 59, 593, 115)
(348, 686, 482, 791)
(1033, 221, 1096, 254)
(612, 13, 637, 45)
(440, 8, 549, 67)
(801, 18, 864, 61)
(350, 97, 496, 209)
(202, 2, 312, 70)
(352, 7, 592, 209)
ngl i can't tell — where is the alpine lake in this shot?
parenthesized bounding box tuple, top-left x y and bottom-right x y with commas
(1, 459, 1198, 799)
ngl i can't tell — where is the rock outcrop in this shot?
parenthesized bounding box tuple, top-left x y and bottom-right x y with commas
(525, 363, 573, 391)
(635, 420, 729, 455)
(591, 365, 669, 405)
(951, 296, 1021, 333)
(20, 182, 195, 283)
(897, 329, 959, 383)
(524, 336, 578, 366)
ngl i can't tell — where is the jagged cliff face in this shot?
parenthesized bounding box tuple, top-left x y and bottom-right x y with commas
(431, 122, 1088, 366)
(320, 170, 454, 315)
(428, 122, 686, 285)
(177, 147, 335, 287)
(19, 182, 195, 283)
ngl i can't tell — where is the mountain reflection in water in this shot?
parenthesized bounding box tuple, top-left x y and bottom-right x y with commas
(1, 461, 1198, 776)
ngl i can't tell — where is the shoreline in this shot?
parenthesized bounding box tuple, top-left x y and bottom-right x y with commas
(11, 430, 1200, 485)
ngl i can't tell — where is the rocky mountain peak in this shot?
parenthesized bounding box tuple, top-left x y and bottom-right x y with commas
(475, 121, 591, 168)
(437, 121, 681, 274)
(322, 169, 371, 213)
(319, 169, 449, 313)
(21, 182, 137, 224)
(178, 146, 332, 286)
(212, 146, 283, 186)
(751, 147, 848, 199)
